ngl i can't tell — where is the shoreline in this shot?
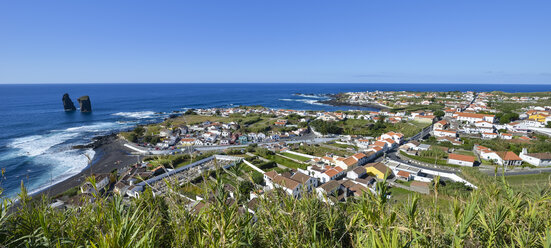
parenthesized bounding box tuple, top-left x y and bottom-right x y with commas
(318, 98, 390, 110)
(30, 134, 142, 199)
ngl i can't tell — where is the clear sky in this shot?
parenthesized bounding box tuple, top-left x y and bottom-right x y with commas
(0, 1, 550, 84)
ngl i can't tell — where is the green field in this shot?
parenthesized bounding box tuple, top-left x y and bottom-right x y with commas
(281, 152, 311, 162)
(504, 173, 551, 190)
(258, 153, 307, 169)
(399, 151, 461, 168)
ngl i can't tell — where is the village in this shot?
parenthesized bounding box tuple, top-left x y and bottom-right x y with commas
(50, 90, 551, 214)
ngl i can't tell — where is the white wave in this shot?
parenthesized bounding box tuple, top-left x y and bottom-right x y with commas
(112, 111, 157, 119)
(296, 94, 327, 99)
(279, 98, 328, 106)
(65, 122, 123, 133)
(28, 149, 95, 196)
(7, 132, 79, 157)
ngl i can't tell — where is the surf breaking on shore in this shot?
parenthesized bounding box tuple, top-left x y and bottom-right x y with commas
(1, 111, 166, 198)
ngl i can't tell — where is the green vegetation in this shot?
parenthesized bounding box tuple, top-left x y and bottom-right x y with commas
(400, 150, 461, 168)
(257, 153, 307, 170)
(327, 142, 358, 150)
(2, 165, 551, 247)
(310, 118, 426, 137)
(294, 143, 351, 157)
(281, 152, 311, 162)
(391, 103, 445, 113)
(504, 173, 551, 192)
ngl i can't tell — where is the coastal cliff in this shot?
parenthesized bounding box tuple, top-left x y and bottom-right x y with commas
(77, 95, 92, 112)
(62, 93, 76, 111)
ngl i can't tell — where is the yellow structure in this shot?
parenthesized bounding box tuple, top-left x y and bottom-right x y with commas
(365, 162, 393, 179)
(529, 114, 549, 123)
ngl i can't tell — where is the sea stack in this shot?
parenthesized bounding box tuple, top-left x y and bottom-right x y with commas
(77, 95, 92, 112)
(62, 93, 76, 111)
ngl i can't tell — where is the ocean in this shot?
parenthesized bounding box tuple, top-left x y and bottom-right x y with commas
(0, 83, 550, 198)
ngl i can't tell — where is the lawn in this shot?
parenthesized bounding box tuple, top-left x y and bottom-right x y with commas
(327, 143, 358, 150)
(399, 151, 461, 168)
(389, 187, 415, 202)
(281, 152, 311, 162)
(294, 144, 351, 157)
(258, 153, 307, 170)
(453, 149, 475, 157)
(504, 173, 551, 191)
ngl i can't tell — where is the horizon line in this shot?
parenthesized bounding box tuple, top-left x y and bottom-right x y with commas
(1, 82, 551, 85)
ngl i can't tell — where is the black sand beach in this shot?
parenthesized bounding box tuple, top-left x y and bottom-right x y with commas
(32, 136, 142, 199)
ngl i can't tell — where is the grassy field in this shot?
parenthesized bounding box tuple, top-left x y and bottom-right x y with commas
(399, 151, 461, 168)
(281, 152, 311, 162)
(504, 173, 551, 191)
(327, 143, 358, 150)
(453, 149, 475, 157)
(294, 144, 352, 157)
(258, 153, 307, 169)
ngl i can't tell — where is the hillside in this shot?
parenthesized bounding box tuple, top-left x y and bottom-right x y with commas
(1, 169, 551, 248)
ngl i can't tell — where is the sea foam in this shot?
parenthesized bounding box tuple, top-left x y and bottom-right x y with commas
(112, 111, 157, 119)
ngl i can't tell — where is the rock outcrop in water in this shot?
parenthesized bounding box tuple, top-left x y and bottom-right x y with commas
(77, 95, 92, 112)
(62, 93, 76, 111)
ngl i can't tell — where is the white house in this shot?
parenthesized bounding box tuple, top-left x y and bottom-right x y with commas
(272, 175, 302, 198)
(447, 153, 476, 167)
(482, 133, 498, 139)
(80, 174, 110, 194)
(433, 129, 457, 138)
(499, 133, 513, 140)
(290, 172, 318, 191)
(347, 166, 367, 180)
(454, 112, 495, 123)
(519, 148, 551, 166)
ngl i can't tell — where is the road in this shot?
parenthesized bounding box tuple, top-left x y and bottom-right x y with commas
(195, 137, 338, 152)
(385, 149, 458, 174)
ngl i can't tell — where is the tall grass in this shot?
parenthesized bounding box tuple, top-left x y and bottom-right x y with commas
(1, 169, 550, 247)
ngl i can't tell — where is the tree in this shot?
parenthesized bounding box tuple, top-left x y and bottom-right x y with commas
(184, 109, 196, 115)
(434, 110, 445, 118)
(499, 112, 519, 124)
(133, 126, 146, 136)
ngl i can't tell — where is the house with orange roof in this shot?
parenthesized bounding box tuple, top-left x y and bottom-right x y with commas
(496, 151, 522, 166)
(379, 131, 404, 144)
(320, 168, 341, 183)
(396, 170, 412, 181)
(336, 157, 358, 170)
(373, 141, 389, 151)
(367, 145, 385, 155)
(433, 120, 449, 130)
(381, 138, 397, 149)
(352, 153, 368, 166)
(447, 153, 476, 167)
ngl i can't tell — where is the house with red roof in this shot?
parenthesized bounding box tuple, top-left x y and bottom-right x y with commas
(447, 153, 476, 167)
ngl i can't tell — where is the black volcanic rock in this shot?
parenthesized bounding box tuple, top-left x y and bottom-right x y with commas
(77, 95, 92, 112)
(62, 93, 76, 111)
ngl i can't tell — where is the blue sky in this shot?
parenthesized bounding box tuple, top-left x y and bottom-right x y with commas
(0, 1, 550, 84)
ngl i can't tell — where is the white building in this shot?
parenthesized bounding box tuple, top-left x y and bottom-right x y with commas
(519, 148, 551, 166)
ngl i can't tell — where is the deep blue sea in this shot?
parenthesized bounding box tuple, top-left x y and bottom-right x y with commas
(1, 83, 550, 197)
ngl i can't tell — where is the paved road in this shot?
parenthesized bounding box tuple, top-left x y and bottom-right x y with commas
(386, 149, 459, 174)
(195, 137, 338, 152)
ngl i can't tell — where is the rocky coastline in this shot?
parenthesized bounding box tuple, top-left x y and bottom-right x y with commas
(318, 94, 390, 110)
